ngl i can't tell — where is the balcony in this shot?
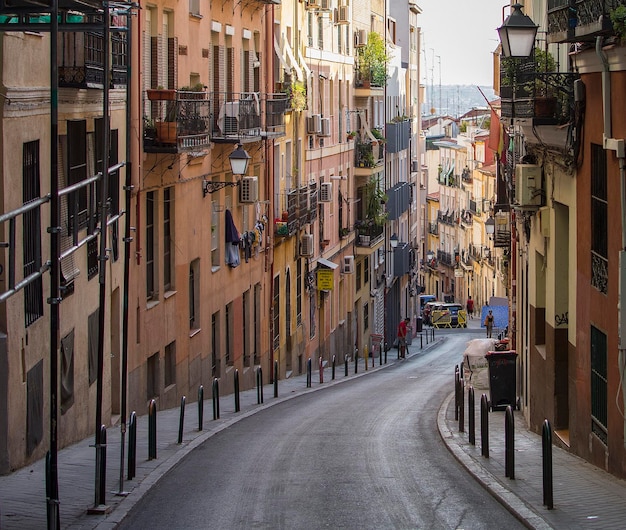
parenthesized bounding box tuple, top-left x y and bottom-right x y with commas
(437, 210, 456, 226)
(547, 0, 621, 44)
(144, 89, 211, 154)
(353, 66, 386, 97)
(500, 57, 579, 127)
(210, 91, 287, 143)
(354, 140, 384, 175)
(58, 29, 127, 88)
(354, 222, 384, 255)
(437, 250, 454, 267)
(428, 222, 439, 236)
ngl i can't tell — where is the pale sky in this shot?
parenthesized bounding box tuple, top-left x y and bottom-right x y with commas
(419, 0, 507, 86)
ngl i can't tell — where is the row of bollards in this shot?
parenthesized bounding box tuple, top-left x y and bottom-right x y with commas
(455, 365, 554, 510)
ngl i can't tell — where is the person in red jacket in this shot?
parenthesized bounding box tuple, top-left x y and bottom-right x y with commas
(397, 318, 410, 358)
(466, 296, 474, 319)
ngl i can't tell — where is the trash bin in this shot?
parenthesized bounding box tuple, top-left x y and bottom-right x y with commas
(416, 317, 423, 333)
(485, 350, 517, 411)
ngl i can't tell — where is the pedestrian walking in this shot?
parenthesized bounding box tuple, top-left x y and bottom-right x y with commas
(466, 296, 474, 319)
(397, 318, 409, 358)
(484, 309, 494, 338)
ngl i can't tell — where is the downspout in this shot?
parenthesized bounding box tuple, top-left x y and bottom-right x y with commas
(596, 37, 626, 442)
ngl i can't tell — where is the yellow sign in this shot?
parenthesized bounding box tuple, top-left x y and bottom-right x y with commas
(317, 269, 334, 290)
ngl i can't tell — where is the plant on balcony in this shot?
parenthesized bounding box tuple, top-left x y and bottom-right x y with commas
(346, 131, 357, 140)
(286, 80, 307, 112)
(610, 5, 626, 43)
(363, 177, 388, 226)
(357, 32, 390, 87)
(371, 127, 386, 143)
(143, 116, 156, 141)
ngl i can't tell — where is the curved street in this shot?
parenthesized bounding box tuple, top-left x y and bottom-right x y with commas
(119, 329, 525, 529)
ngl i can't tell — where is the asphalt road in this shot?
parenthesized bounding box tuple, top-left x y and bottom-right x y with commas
(119, 329, 525, 529)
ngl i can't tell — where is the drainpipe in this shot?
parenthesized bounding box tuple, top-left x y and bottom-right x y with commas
(596, 37, 626, 442)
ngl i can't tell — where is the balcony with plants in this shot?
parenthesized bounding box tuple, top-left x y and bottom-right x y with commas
(144, 86, 211, 153)
(499, 50, 579, 145)
(354, 133, 384, 175)
(547, 0, 626, 44)
(355, 177, 387, 253)
(354, 32, 388, 94)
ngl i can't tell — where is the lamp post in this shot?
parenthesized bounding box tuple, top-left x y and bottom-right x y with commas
(498, 3, 538, 58)
(485, 216, 495, 239)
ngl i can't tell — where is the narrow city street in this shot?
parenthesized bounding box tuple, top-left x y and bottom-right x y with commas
(118, 328, 525, 530)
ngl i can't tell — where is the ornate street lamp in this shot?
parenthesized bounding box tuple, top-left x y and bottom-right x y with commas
(498, 3, 538, 58)
(390, 233, 399, 248)
(485, 216, 495, 238)
(203, 143, 252, 196)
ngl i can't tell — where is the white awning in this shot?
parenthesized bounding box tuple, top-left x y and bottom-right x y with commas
(317, 257, 338, 270)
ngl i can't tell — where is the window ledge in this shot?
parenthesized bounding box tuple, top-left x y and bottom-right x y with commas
(189, 13, 203, 20)
(146, 299, 159, 310)
(212, 265, 221, 273)
(164, 289, 177, 300)
(189, 327, 201, 338)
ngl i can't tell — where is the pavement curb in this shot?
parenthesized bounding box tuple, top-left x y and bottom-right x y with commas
(437, 392, 553, 530)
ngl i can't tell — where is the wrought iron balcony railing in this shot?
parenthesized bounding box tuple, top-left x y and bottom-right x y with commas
(547, 0, 623, 44)
(355, 140, 384, 168)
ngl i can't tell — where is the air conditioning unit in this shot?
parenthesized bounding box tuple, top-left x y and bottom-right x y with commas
(319, 117, 331, 137)
(337, 5, 349, 24)
(239, 176, 258, 203)
(342, 255, 355, 274)
(319, 182, 333, 202)
(411, 160, 419, 173)
(300, 234, 314, 257)
(307, 0, 321, 8)
(515, 164, 543, 208)
(307, 114, 322, 134)
(355, 29, 368, 48)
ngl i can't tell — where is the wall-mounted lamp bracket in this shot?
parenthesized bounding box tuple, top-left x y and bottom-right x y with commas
(203, 179, 240, 197)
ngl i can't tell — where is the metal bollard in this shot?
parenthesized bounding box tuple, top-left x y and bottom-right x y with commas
(354, 350, 358, 374)
(542, 419, 554, 509)
(95, 425, 107, 507)
(148, 399, 157, 460)
(480, 393, 489, 458)
(345, 357, 348, 377)
(307, 358, 312, 388)
(177, 396, 186, 444)
(234, 369, 240, 412)
(379, 346, 382, 366)
(45, 451, 60, 530)
(127, 411, 137, 480)
(468, 387, 475, 445)
(384, 345, 388, 364)
(212, 378, 220, 420)
(274, 360, 279, 398)
(454, 366, 460, 421)
(505, 405, 515, 479)
(420, 334, 423, 349)
(459, 378, 465, 433)
(332, 355, 336, 380)
(198, 386, 204, 431)
(319, 356, 324, 383)
(460, 361, 464, 379)
(256, 367, 263, 404)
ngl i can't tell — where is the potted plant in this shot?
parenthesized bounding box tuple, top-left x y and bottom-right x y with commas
(155, 101, 178, 144)
(347, 131, 357, 141)
(147, 85, 176, 101)
(357, 32, 390, 88)
(611, 5, 626, 43)
(286, 80, 307, 112)
(143, 116, 157, 146)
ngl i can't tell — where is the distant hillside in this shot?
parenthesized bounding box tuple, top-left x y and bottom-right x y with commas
(422, 85, 496, 118)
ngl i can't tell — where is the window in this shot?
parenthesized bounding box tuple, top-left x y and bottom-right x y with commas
(254, 283, 261, 365)
(147, 352, 159, 400)
(363, 301, 369, 331)
(211, 311, 220, 377)
(146, 191, 158, 300)
(164, 341, 176, 388)
(273, 275, 280, 351)
(189, 0, 200, 16)
(243, 290, 250, 367)
(226, 46, 234, 99)
(164, 187, 174, 291)
(364, 256, 370, 285)
(317, 15, 324, 49)
(296, 260, 302, 325)
(356, 261, 362, 291)
(226, 302, 234, 365)
(88, 309, 99, 386)
(60, 331, 74, 414)
(87, 238, 98, 280)
(26, 360, 44, 455)
(590, 325, 607, 444)
(23, 140, 44, 327)
(211, 202, 220, 269)
(66, 120, 88, 230)
(591, 143, 608, 294)
(189, 259, 199, 329)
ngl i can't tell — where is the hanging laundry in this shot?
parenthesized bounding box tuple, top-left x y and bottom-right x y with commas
(224, 209, 241, 268)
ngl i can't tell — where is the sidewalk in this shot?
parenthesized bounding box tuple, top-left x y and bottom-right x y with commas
(0, 343, 429, 530)
(438, 391, 626, 529)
